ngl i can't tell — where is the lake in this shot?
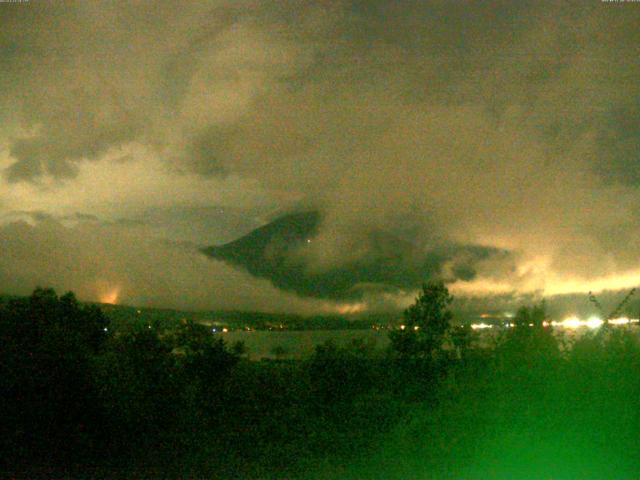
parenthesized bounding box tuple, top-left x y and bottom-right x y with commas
(220, 329, 390, 359)
(220, 324, 639, 359)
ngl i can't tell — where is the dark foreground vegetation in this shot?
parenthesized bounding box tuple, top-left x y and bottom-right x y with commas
(2, 285, 640, 479)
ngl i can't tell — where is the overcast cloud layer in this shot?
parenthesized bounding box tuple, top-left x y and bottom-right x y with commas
(1, 1, 639, 311)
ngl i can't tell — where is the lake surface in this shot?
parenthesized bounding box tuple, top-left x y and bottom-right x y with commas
(220, 324, 639, 359)
(221, 329, 390, 359)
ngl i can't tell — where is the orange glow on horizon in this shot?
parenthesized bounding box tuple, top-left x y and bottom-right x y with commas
(336, 302, 366, 315)
(99, 287, 120, 305)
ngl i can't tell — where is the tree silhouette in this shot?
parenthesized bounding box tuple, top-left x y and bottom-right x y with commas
(499, 301, 559, 364)
(389, 281, 453, 359)
(513, 302, 546, 329)
(451, 323, 474, 359)
(0, 288, 109, 467)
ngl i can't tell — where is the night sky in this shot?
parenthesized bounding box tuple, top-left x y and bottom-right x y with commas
(1, 1, 639, 313)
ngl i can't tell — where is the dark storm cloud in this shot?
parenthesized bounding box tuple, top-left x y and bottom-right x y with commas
(595, 107, 640, 186)
(1, 1, 640, 309)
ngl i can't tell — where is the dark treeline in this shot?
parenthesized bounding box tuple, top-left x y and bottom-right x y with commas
(2, 285, 640, 479)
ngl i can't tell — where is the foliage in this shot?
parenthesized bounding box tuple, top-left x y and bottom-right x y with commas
(495, 301, 559, 363)
(0, 288, 109, 468)
(5, 287, 640, 479)
(513, 302, 546, 328)
(171, 319, 239, 383)
(93, 323, 180, 449)
(308, 339, 377, 405)
(450, 323, 474, 359)
(389, 281, 453, 359)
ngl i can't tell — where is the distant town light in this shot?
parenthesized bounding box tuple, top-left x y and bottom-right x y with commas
(586, 316, 604, 329)
(609, 317, 630, 326)
(560, 316, 582, 329)
(471, 316, 640, 331)
(471, 323, 492, 330)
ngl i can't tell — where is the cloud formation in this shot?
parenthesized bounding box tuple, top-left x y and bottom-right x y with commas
(0, 217, 332, 314)
(1, 1, 640, 309)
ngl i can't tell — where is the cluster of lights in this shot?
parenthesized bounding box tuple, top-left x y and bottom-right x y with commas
(551, 316, 638, 329)
(397, 325, 422, 331)
(469, 316, 639, 330)
(471, 322, 493, 330)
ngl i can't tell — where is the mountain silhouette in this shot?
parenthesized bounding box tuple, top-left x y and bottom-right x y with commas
(202, 211, 508, 300)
